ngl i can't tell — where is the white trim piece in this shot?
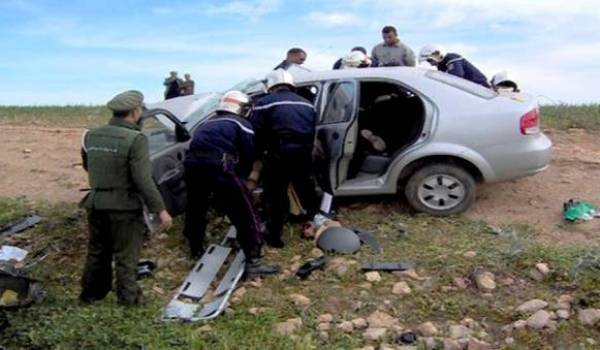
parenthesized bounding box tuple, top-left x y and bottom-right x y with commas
(206, 117, 255, 135)
(81, 129, 89, 152)
(253, 101, 315, 111)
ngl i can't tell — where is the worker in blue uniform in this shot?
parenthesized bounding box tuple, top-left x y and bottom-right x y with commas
(419, 44, 490, 88)
(183, 90, 279, 277)
(250, 69, 318, 248)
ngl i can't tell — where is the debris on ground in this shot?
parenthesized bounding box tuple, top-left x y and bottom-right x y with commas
(354, 229, 382, 254)
(0, 267, 46, 308)
(395, 331, 418, 344)
(361, 261, 412, 272)
(295, 255, 328, 279)
(563, 199, 599, 222)
(136, 260, 156, 280)
(0, 214, 42, 236)
(0, 246, 28, 263)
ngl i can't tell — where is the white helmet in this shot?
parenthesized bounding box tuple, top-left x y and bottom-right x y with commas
(265, 69, 295, 90)
(419, 44, 446, 64)
(491, 71, 519, 92)
(216, 90, 251, 117)
(342, 51, 370, 68)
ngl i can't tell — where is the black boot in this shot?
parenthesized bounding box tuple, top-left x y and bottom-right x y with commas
(263, 234, 285, 248)
(245, 258, 280, 278)
(188, 240, 205, 260)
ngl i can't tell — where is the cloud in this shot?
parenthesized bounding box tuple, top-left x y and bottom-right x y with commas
(303, 11, 360, 27)
(151, 0, 281, 20)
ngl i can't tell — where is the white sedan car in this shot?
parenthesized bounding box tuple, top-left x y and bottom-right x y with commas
(141, 67, 552, 216)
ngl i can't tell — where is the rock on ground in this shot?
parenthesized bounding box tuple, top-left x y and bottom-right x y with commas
(516, 299, 548, 314)
(578, 308, 600, 326)
(351, 317, 368, 329)
(442, 338, 463, 350)
(366, 310, 399, 328)
(274, 318, 302, 335)
(535, 262, 550, 275)
(467, 338, 492, 350)
(526, 310, 551, 329)
(556, 309, 570, 320)
(365, 271, 382, 282)
(318, 313, 333, 323)
(289, 293, 311, 306)
(363, 327, 387, 341)
(473, 271, 496, 292)
(392, 281, 412, 295)
(449, 324, 471, 339)
(337, 321, 354, 333)
(416, 321, 438, 337)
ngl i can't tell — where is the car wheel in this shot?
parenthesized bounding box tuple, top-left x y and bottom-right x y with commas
(404, 164, 476, 216)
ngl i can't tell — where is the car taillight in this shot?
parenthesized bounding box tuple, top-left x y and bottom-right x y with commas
(520, 109, 540, 135)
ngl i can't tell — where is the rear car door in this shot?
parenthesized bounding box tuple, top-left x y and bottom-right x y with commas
(316, 80, 360, 192)
(141, 109, 190, 216)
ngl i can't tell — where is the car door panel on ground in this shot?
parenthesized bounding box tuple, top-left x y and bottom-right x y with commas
(142, 109, 189, 216)
(316, 80, 359, 193)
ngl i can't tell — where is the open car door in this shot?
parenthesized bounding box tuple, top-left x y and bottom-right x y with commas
(141, 109, 191, 218)
(316, 80, 359, 193)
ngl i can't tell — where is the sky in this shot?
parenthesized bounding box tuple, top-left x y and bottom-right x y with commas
(0, 0, 599, 105)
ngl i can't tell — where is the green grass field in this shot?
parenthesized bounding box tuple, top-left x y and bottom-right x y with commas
(1, 198, 600, 349)
(0, 104, 599, 130)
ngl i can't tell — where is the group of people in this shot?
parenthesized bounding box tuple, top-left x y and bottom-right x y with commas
(78, 69, 318, 304)
(276, 25, 490, 88)
(163, 71, 195, 100)
(78, 24, 499, 306)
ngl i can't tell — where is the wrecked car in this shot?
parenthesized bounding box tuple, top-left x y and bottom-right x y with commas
(141, 67, 552, 217)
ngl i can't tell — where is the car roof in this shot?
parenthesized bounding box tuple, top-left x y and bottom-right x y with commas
(289, 66, 429, 85)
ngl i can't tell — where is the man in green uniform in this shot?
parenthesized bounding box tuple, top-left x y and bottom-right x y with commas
(79, 90, 173, 305)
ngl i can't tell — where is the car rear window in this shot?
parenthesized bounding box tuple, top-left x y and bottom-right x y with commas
(426, 70, 497, 99)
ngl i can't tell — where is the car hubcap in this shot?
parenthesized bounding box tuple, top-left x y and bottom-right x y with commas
(417, 174, 465, 211)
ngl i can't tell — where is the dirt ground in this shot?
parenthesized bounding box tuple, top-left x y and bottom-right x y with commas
(1, 125, 599, 245)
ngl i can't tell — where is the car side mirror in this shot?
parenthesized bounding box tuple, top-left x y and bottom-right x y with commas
(175, 124, 191, 142)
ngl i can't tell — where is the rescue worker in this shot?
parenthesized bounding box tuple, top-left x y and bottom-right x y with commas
(251, 70, 318, 248)
(182, 90, 279, 277)
(419, 44, 491, 88)
(371, 26, 416, 67)
(163, 71, 183, 99)
(274, 48, 307, 70)
(181, 73, 195, 95)
(333, 47, 376, 69)
(340, 51, 372, 69)
(79, 90, 173, 305)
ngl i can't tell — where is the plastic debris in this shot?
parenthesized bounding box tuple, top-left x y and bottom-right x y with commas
(0, 246, 28, 263)
(563, 199, 599, 222)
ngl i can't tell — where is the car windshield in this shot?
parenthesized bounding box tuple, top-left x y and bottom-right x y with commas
(183, 79, 266, 129)
(184, 94, 220, 129)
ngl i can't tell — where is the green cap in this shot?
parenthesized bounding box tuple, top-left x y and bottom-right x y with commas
(107, 90, 144, 112)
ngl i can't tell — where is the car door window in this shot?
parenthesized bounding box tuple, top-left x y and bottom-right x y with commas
(141, 113, 177, 153)
(322, 82, 356, 124)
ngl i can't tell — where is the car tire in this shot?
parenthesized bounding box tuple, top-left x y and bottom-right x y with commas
(404, 163, 476, 216)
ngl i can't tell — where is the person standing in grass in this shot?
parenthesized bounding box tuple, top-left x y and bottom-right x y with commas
(79, 90, 172, 305)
